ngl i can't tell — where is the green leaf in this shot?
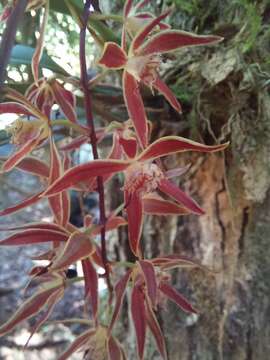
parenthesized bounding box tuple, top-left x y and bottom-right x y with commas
(51, 0, 120, 43)
(10, 45, 68, 76)
(49, 0, 84, 15)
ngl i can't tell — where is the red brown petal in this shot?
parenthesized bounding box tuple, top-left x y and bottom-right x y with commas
(24, 287, 64, 347)
(107, 336, 124, 360)
(148, 76, 182, 112)
(0, 102, 32, 116)
(99, 42, 128, 69)
(125, 191, 143, 256)
(139, 260, 157, 308)
(0, 156, 50, 178)
(158, 178, 204, 215)
(132, 8, 172, 51)
(123, 70, 148, 149)
(32, 1, 49, 83)
(0, 229, 69, 246)
(43, 159, 130, 196)
(58, 329, 95, 360)
(51, 80, 78, 124)
(50, 231, 95, 270)
(2, 131, 43, 172)
(142, 195, 190, 215)
(0, 191, 43, 217)
(82, 259, 99, 322)
(123, 0, 133, 18)
(0, 286, 60, 336)
(137, 136, 229, 162)
(109, 270, 132, 333)
(140, 30, 223, 56)
(145, 300, 167, 359)
(159, 282, 198, 314)
(131, 286, 146, 360)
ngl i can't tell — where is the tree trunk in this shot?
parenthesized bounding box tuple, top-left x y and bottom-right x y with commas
(142, 81, 270, 360)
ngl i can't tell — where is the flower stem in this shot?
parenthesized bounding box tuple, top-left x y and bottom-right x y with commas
(91, 13, 123, 22)
(52, 119, 88, 135)
(79, 0, 112, 298)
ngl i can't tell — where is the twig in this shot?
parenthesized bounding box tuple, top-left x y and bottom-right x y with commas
(79, 0, 112, 297)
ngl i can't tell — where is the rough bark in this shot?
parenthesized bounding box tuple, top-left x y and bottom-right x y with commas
(142, 78, 270, 360)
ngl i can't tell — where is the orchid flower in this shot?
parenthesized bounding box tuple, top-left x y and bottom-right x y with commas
(58, 325, 126, 360)
(108, 254, 210, 360)
(0, 89, 50, 172)
(99, 9, 222, 148)
(0, 214, 126, 338)
(26, 77, 82, 127)
(43, 136, 228, 257)
(0, 272, 65, 344)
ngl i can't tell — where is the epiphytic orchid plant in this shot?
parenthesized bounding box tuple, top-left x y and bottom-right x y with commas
(0, 1, 228, 359)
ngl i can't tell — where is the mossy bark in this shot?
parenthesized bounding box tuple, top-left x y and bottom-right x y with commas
(142, 78, 270, 360)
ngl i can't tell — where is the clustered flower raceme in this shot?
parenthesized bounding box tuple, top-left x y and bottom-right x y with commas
(0, 1, 228, 359)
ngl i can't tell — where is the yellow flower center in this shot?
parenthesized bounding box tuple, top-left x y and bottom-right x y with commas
(7, 118, 49, 145)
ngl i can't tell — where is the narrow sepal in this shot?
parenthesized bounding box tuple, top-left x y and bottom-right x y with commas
(123, 0, 133, 18)
(48, 138, 64, 224)
(0, 191, 43, 217)
(123, 70, 148, 149)
(159, 282, 198, 314)
(99, 42, 128, 69)
(119, 136, 137, 158)
(109, 270, 132, 333)
(51, 80, 78, 124)
(145, 300, 167, 359)
(6, 88, 45, 119)
(59, 135, 88, 151)
(43, 159, 130, 196)
(158, 178, 204, 215)
(0, 285, 61, 336)
(32, 1, 49, 83)
(142, 195, 190, 215)
(139, 260, 157, 308)
(91, 216, 127, 237)
(0, 229, 69, 246)
(151, 254, 208, 270)
(0, 102, 32, 115)
(131, 286, 146, 360)
(125, 191, 143, 256)
(135, 0, 151, 10)
(0, 222, 68, 233)
(24, 287, 64, 347)
(132, 8, 172, 51)
(149, 76, 182, 112)
(0, 156, 50, 178)
(137, 136, 229, 162)
(2, 131, 43, 172)
(82, 259, 99, 322)
(58, 329, 95, 360)
(140, 30, 223, 56)
(50, 231, 95, 270)
(108, 336, 124, 360)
